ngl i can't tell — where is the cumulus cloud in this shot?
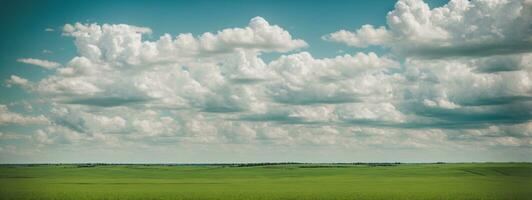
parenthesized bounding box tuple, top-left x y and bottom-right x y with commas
(319, 0, 532, 138)
(5, 75, 30, 88)
(29, 17, 308, 111)
(61, 16, 307, 66)
(34, 130, 54, 145)
(0, 105, 49, 125)
(266, 52, 398, 106)
(17, 58, 61, 69)
(470, 53, 531, 73)
(190, 16, 308, 53)
(325, 0, 532, 57)
(322, 25, 392, 47)
(26, 12, 531, 149)
(3, 9, 532, 163)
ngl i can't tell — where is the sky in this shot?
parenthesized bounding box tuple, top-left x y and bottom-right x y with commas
(0, 0, 531, 163)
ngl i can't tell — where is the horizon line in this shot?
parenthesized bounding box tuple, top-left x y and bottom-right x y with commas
(1, 161, 531, 165)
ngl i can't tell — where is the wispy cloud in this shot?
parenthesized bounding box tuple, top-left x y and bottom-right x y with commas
(17, 58, 61, 69)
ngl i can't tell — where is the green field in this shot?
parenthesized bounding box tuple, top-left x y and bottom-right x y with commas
(0, 163, 531, 200)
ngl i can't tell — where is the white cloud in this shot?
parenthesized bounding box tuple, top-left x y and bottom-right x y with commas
(423, 99, 460, 109)
(336, 103, 407, 123)
(34, 130, 54, 145)
(132, 116, 178, 137)
(26, 17, 310, 117)
(318, 0, 532, 140)
(27, 15, 527, 150)
(403, 55, 532, 107)
(0, 105, 49, 125)
(322, 25, 392, 47)
(39, 125, 83, 144)
(266, 51, 398, 105)
(196, 16, 308, 53)
(4, 11, 531, 161)
(325, 0, 532, 57)
(17, 58, 61, 69)
(36, 75, 102, 96)
(5, 75, 30, 88)
(62, 17, 307, 66)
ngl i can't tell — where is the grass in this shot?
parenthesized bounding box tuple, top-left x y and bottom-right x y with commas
(0, 163, 531, 200)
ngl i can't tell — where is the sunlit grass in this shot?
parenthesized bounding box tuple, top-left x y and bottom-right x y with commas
(0, 163, 530, 199)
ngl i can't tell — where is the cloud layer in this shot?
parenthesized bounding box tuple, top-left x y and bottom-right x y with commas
(2, 0, 531, 162)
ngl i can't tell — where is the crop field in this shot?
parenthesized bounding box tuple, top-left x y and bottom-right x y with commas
(0, 163, 531, 200)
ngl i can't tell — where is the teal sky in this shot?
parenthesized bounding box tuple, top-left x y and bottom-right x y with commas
(0, 0, 530, 163)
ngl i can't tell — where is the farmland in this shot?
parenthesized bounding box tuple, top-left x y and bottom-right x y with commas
(0, 163, 531, 200)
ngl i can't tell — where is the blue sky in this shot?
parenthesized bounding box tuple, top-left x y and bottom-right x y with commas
(0, 0, 531, 163)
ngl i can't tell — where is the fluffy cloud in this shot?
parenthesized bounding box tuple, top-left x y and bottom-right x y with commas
(325, 0, 532, 57)
(188, 16, 308, 53)
(30, 17, 307, 112)
(17, 58, 61, 69)
(266, 52, 398, 105)
(322, 25, 392, 47)
(395, 54, 532, 131)
(0, 105, 49, 125)
(2, 7, 531, 163)
(62, 16, 306, 66)
(34, 130, 54, 145)
(5, 75, 30, 88)
(319, 0, 532, 134)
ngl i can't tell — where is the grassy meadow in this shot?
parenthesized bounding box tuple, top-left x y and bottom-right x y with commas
(0, 163, 531, 200)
